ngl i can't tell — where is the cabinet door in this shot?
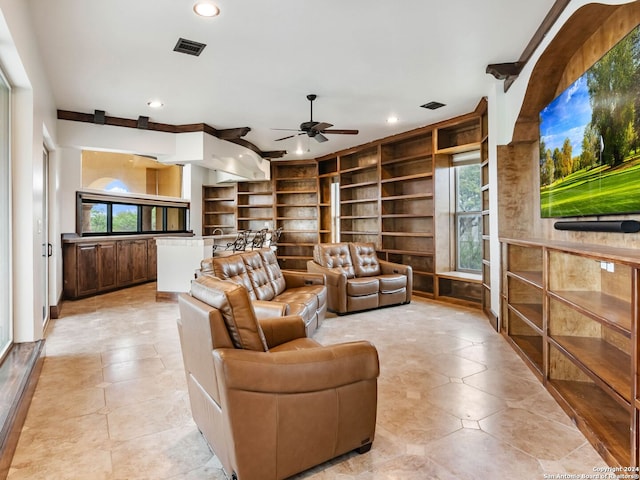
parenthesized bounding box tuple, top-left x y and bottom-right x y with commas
(131, 240, 148, 283)
(117, 241, 133, 286)
(97, 242, 117, 291)
(147, 239, 157, 280)
(76, 244, 98, 296)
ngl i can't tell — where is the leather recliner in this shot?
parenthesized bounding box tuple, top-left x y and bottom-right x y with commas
(177, 275, 379, 480)
(307, 242, 412, 314)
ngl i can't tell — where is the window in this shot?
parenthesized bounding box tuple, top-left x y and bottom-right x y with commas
(77, 192, 190, 236)
(0, 70, 10, 360)
(112, 204, 138, 232)
(453, 153, 482, 273)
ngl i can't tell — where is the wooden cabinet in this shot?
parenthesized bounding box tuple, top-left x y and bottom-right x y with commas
(501, 238, 639, 466)
(97, 242, 117, 291)
(272, 160, 319, 270)
(147, 238, 157, 280)
(74, 243, 99, 296)
(63, 235, 158, 299)
(63, 241, 118, 298)
(202, 184, 237, 235)
(117, 239, 148, 285)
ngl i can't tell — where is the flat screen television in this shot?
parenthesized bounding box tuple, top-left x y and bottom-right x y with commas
(539, 24, 640, 218)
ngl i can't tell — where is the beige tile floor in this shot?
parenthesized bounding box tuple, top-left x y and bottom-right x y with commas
(7, 282, 605, 479)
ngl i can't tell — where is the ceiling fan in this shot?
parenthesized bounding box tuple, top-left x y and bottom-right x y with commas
(274, 94, 359, 143)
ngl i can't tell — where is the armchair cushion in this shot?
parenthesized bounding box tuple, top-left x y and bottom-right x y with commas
(314, 243, 356, 278)
(378, 274, 407, 293)
(209, 256, 256, 300)
(346, 277, 379, 296)
(258, 249, 287, 295)
(242, 250, 276, 301)
(349, 242, 381, 277)
(191, 276, 268, 352)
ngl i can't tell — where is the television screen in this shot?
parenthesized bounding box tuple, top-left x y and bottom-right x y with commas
(539, 24, 640, 218)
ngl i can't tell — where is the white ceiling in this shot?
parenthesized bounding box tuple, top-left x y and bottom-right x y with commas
(27, 0, 556, 161)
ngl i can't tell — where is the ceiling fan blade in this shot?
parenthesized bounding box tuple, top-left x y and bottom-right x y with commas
(275, 132, 305, 141)
(322, 129, 358, 135)
(311, 122, 333, 132)
(314, 133, 328, 143)
(322, 129, 359, 135)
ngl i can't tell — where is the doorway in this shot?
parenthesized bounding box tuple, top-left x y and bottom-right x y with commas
(41, 146, 50, 327)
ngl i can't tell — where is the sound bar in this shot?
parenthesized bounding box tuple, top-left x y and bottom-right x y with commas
(554, 220, 640, 233)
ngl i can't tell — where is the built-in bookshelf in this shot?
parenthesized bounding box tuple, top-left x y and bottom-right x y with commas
(272, 160, 319, 270)
(379, 132, 435, 296)
(236, 181, 273, 232)
(339, 146, 380, 245)
(478, 103, 492, 321)
(202, 104, 491, 308)
(318, 157, 338, 244)
(202, 184, 237, 235)
(432, 109, 486, 307)
(501, 238, 638, 467)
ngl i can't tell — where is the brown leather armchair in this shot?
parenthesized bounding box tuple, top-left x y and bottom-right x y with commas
(177, 275, 379, 480)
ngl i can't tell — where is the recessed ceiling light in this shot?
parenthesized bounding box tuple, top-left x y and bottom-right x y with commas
(387, 116, 399, 124)
(295, 148, 304, 155)
(193, 1, 220, 17)
(147, 100, 164, 109)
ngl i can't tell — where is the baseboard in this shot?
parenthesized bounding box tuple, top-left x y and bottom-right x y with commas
(156, 291, 179, 303)
(50, 291, 63, 319)
(49, 304, 61, 320)
(0, 341, 45, 480)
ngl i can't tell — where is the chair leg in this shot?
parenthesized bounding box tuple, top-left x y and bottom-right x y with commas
(356, 442, 372, 454)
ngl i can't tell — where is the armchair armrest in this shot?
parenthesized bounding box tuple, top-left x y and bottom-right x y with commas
(258, 315, 306, 348)
(379, 260, 412, 302)
(252, 300, 288, 320)
(379, 259, 412, 277)
(214, 341, 379, 393)
(306, 261, 345, 287)
(281, 270, 325, 288)
(307, 261, 348, 313)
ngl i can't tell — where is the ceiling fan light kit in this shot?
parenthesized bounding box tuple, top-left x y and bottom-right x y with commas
(274, 94, 359, 143)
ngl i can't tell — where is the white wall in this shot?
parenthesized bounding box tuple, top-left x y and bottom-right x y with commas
(0, 0, 57, 342)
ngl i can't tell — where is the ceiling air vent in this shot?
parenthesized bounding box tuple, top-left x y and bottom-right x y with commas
(173, 38, 207, 56)
(421, 101, 446, 110)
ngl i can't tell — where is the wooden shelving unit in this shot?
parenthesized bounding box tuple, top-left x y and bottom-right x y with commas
(433, 110, 486, 307)
(435, 117, 483, 154)
(201, 105, 491, 307)
(318, 157, 338, 244)
(236, 181, 274, 232)
(339, 147, 379, 245)
(378, 133, 434, 297)
(202, 184, 237, 235)
(501, 238, 639, 467)
(479, 104, 492, 321)
(272, 160, 319, 270)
